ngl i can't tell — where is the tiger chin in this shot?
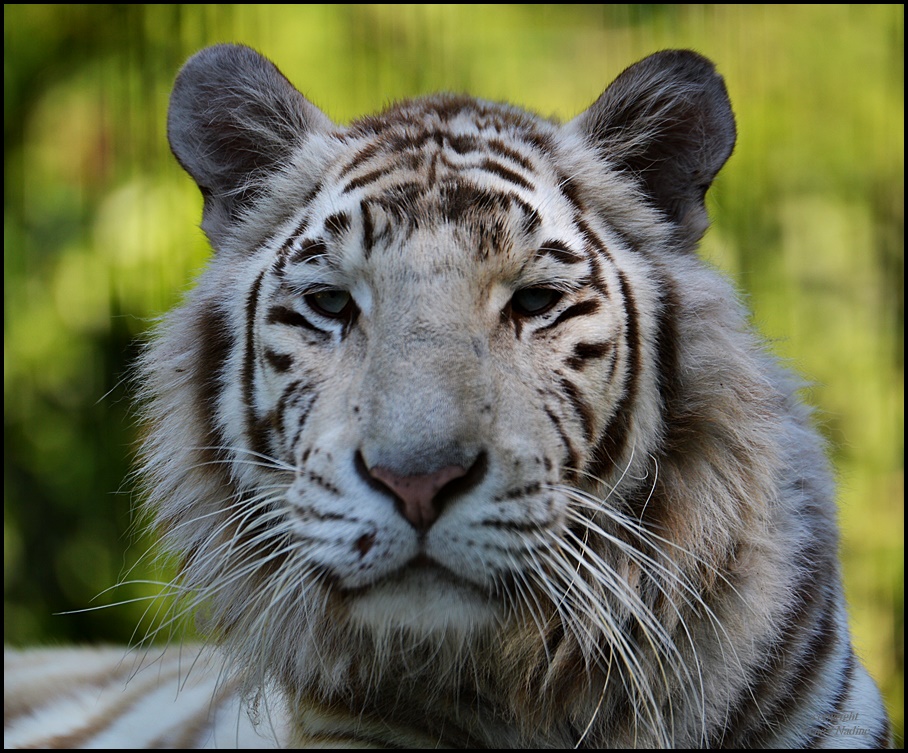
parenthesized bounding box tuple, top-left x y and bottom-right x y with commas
(107, 45, 888, 748)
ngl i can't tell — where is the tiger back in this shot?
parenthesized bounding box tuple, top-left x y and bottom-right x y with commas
(4, 45, 890, 749)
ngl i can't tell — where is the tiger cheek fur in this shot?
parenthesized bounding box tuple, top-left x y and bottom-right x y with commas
(126, 43, 892, 748)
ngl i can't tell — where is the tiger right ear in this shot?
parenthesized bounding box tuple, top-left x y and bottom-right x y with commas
(570, 50, 736, 252)
(168, 44, 333, 244)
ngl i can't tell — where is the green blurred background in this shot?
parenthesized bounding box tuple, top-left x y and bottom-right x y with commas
(4, 4, 903, 740)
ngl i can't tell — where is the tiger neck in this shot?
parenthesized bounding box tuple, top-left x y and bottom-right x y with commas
(284, 683, 575, 748)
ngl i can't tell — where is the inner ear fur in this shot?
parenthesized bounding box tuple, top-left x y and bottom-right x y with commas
(167, 44, 333, 240)
(570, 49, 736, 250)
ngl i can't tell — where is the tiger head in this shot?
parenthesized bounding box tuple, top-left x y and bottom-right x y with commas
(144, 45, 825, 745)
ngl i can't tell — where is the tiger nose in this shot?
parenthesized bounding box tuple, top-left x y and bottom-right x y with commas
(360, 453, 488, 530)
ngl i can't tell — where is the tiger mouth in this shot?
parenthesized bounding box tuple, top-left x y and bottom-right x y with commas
(341, 553, 489, 599)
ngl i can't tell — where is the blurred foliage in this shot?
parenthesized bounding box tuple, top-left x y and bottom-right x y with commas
(4, 4, 903, 741)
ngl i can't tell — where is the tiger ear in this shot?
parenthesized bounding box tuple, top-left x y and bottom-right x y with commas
(570, 50, 736, 250)
(168, 44, 333, 242)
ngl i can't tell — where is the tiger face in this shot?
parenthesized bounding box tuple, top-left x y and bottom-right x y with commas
(247, 111, 662, 636)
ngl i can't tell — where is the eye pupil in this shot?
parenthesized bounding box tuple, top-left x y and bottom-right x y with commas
(307, 289, 352, 317)
(511, 287, 561, 317)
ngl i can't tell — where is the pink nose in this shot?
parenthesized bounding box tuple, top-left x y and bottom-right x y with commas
(368, 464, 468, 530)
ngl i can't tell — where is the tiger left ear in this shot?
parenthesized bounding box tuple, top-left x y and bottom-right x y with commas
(570, 50, 736, 250)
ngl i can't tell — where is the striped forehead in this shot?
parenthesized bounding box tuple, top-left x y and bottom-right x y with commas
(274, 185, 548, 286)
(276, 102, 576, 272)
(336, 102, 552, 199)
(338, 93, 556, 176)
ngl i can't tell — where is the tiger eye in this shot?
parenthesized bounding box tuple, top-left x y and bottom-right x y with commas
(511, 287, 562, 317)
(306, 289, 353, 318)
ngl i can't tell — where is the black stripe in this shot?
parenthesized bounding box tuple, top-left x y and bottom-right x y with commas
(263, 348, 293, 373)
(572, 220, 613, 298)
(306, 469, 342, 495)
(360, 198, 395, 252)
(760, 601, 841, 741)
(566, 341, 613, 371)
(324, 212, 350, 237)
(487, 137, 535, 172)
(192, 305, 234, 476)
(586, 268, 639, 482)
(562, 175, 646, 256)
(585, 248, 609, 299)
(505, 305, 524, 340)
(290, 239, 327, 266)
(266, 305, 331, 341)
(575, 217, 616, 264)
(559, 375, 596, 442)
(273, 216, 311, 277)
(361, 200, 375, 258)
(425, 95, 498, 122)
(559, 174, 585, 214)
(871, 712, 893, 748)
(513, 196, 541, 235)
(377, 127, 437, 153)
(652, 271, 691, 459)
(526, 130, 555, 156)
(726, 595, 841, 748)
(480, 517, 549, 532)
(540, 239, 584, 265)
(535, 299, 601, 334)
(288, 688, 481, 749)
(343, 165, 392, 193)
(712, 538, 840, 747)
(338, 141, 381, 178)
(492, 481, 542, 502)
(275, 379, 309, 441)
(288, 390, 317, 453)
(618, 267, 682, 530)
(244, 269, 271, 459)
(373, 181, 425, 224)
(446, 133, 480, 155)
(801, 651, 855, 747)
(544, 404, 580, 477)
(438, 182, 511, 223)
(480, 158, 532, 190)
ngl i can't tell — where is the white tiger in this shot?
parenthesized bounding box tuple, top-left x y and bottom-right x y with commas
(4, 45, 891, 748)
